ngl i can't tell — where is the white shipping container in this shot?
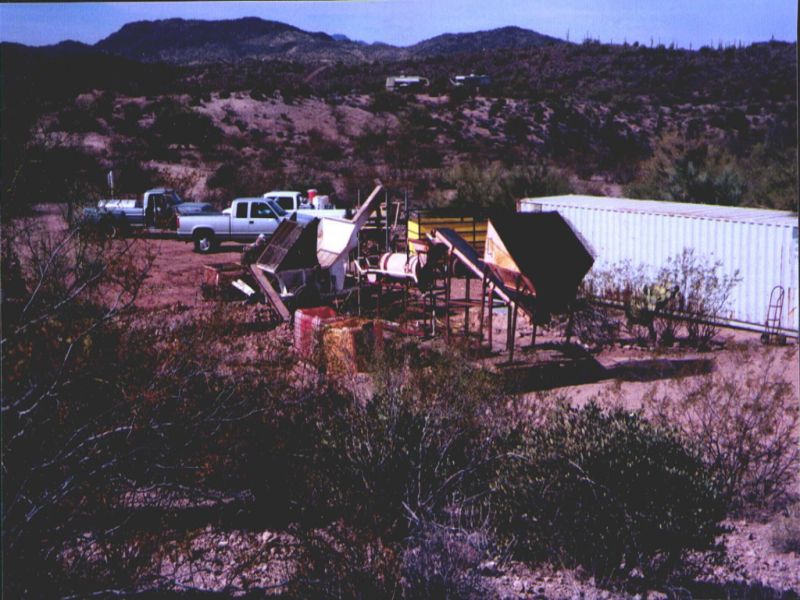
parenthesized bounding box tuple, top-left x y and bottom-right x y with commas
(518, 195, 799, 336)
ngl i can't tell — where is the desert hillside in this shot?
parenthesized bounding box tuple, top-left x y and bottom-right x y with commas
(1, 20, 796, 213)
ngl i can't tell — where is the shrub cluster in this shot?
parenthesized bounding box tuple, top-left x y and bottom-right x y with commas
(491, 403, 726, 583)
(583, 249, 740, 348)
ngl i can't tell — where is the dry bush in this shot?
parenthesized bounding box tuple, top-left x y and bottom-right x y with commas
(770, 503, 800, 554)
(401, 519, 493, 600)
(646, 347, 800, 512)
(584, 250, 740, 349)
(1, 219, 309, 595)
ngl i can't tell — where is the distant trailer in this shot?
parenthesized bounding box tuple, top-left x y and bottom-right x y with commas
(449, 73, 491, 88)
(385, 75, 430, 91)
(518, 195, 799, 336)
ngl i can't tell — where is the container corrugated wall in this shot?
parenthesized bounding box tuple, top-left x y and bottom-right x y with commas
(519, 198, 799, 335)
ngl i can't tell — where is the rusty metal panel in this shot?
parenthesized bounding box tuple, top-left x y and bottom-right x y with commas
(257, 217, 319, 273)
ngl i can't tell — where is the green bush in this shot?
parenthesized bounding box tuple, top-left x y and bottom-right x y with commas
(491, 403, 726, 582)
(444, 161, 572, 210)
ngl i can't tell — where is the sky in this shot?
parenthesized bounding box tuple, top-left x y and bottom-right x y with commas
(0, 1, 796, 49)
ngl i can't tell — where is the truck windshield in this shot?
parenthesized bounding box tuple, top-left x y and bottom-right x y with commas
(267, 200, 287, 217)
(167, 191, 183, 205)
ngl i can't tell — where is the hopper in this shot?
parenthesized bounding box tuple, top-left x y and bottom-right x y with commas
(484, 212, 594, 314)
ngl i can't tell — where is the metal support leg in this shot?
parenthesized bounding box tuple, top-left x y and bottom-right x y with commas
(487, 285, 494, 351)
(464, 272, 471, 339)
(509, 301, 518, 363)
(478, 272, 487, 346)
(376, 276, 382, 318)
(445, 253, 453, 341)
(506, 301, 512, 352)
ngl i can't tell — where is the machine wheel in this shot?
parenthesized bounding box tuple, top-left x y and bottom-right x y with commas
(193, 230, 216, 254)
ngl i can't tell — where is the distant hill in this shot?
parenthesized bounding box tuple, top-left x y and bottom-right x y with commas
(90, 17, 565, 64)
(94, 17, 349, 64)
(407, 26, 561, 57)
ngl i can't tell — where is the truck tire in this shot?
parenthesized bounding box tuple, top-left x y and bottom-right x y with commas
(193, 230, 216, 254)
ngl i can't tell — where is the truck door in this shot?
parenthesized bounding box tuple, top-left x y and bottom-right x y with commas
(246, 201, 280, 239)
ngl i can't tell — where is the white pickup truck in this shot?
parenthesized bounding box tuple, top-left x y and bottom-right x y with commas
(262, 190, 348, 219)
(82, 188, 213, 236)
(176, 197, 314, 253)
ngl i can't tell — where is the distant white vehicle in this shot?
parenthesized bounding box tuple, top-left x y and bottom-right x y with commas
(450, 73, 491, 88)
(385, 75, 430, 91)
(262, 190, 348, 219)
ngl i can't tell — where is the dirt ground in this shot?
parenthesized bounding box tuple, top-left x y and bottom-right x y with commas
(21, 205, 800, 597)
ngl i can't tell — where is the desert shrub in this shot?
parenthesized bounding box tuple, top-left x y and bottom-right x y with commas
(152, 108, 221, 149)
(354, 126, 389, 162)
(585, 250, 739, 348)
(626, 133, 746, 206)
(504, 114, 529, 142)
(2, 220, 313, 595)
(207, 162, 237, 189)
(740, 143, 798, 211)
(57, 105, 104, 132)
(660, 249, 740, 348)
(3, 144, 105, 214)
(307, 128, 344, 161)
(492, 403, 726, 582)
(370, 90, 407, 113)
(2, 224, 155, 595)
(563, 296, 623, 350)
(646, 349, 800, 512)
(445, 161, 571, 210)
(288, 527, 401, 599)
(309, 346, 504, 541)
(401, 520, 492, 600)
(770, 503, 800, 553)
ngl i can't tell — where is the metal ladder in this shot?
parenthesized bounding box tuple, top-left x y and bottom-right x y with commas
(761, 285, 786, 345)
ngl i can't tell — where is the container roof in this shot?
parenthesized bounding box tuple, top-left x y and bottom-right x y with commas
(519, 195, 798, 227)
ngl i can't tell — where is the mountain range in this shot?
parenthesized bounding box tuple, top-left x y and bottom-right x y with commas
(16, 17, 564, 65)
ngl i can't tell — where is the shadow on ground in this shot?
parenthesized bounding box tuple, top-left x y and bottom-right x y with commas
(497, 342, 714, 393)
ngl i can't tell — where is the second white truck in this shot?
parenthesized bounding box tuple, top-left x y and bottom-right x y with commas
(176, 197, 314, 253)
(262, 190, 348, 220)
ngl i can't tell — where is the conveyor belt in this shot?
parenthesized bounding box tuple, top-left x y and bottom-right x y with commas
(430, 227, 533, 318)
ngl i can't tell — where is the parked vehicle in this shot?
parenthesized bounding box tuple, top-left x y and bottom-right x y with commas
(385, 75, 429, 91)
(83, 188, 213, 236)
(262, 190, 348, 219)
(176, 197, 313, 253)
